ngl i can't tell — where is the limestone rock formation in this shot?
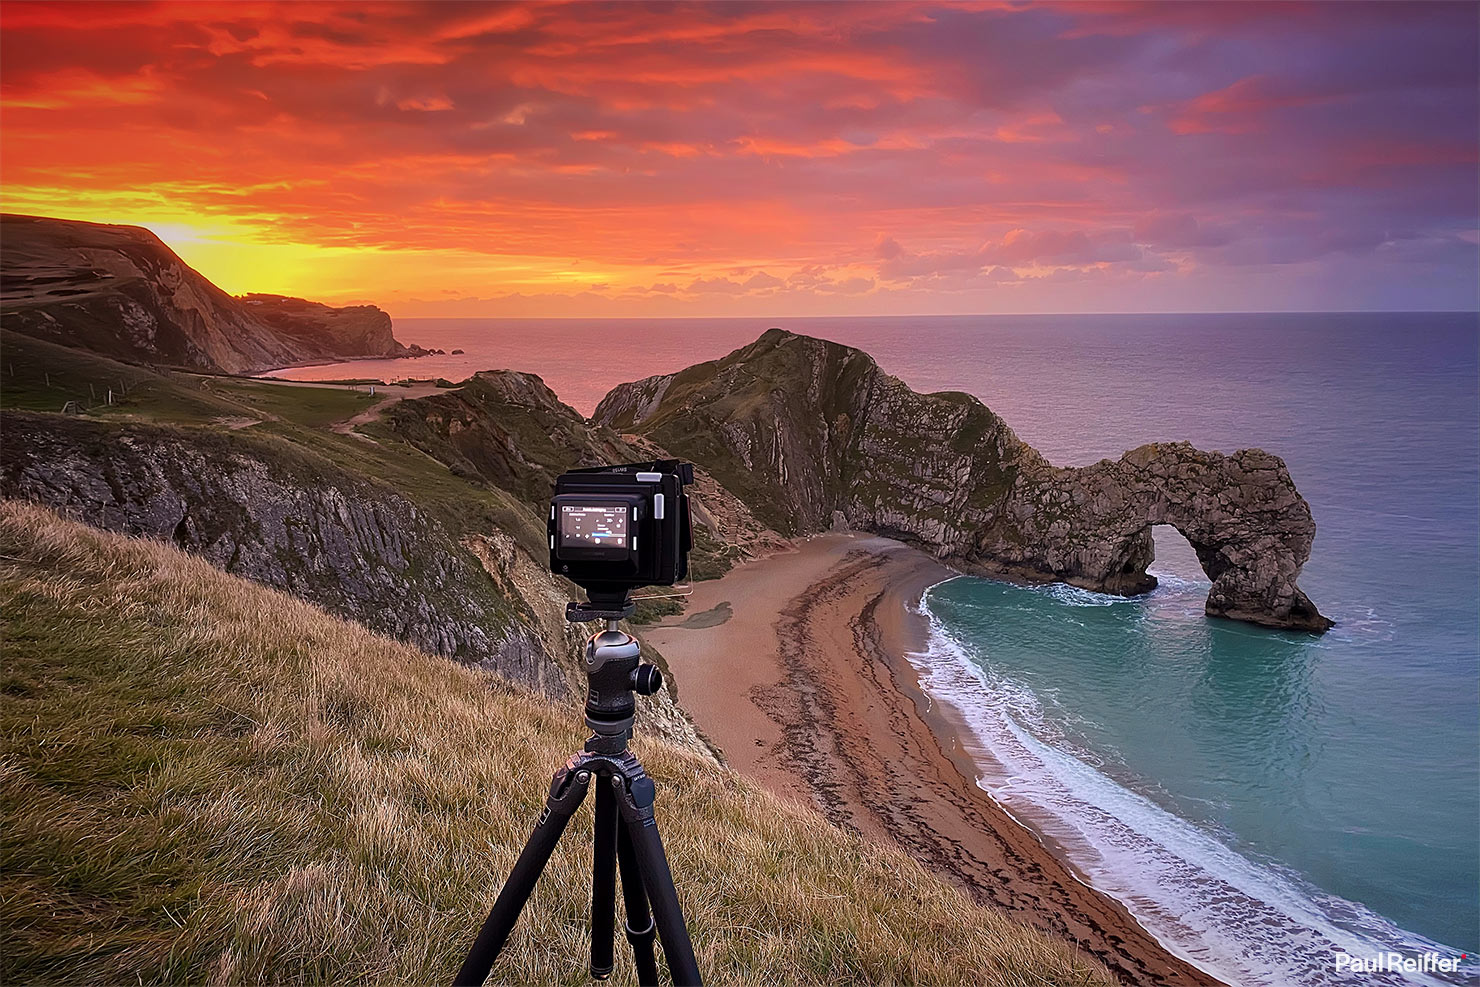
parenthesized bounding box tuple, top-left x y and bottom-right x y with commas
(386, 370, 779, 575)
(596, 328, 1331, 632)
(237, 293, 404, 359)
(387, 370, 639, 508)
(1, 411, 570, 697)
(0, 214, 412, 373)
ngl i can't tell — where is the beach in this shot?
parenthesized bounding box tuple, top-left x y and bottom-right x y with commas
(645, 533, 1219, 986)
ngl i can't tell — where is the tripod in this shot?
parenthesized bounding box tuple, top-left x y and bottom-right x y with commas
(454, 593, 702, 987)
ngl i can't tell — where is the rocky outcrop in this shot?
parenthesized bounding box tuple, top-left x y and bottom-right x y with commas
(387, 370, 639, 508)
(0, 411, 570, 697)
(596, 328, 1331, 632)
(237, 293, 405, 360)
(386, 370, 779, 575)
(0, 214, 412, 374)
(973, 443, 1327, 631)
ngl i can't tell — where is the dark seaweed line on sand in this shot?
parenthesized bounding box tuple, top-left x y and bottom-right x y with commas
(749, 548, 1219, 987)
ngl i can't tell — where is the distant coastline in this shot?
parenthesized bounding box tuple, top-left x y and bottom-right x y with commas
(254, 346, 449, 378)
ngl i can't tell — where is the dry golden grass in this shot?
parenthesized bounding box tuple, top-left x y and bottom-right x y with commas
(0, 500, 1113, 986)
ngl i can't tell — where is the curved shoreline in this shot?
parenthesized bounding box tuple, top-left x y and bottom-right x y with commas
(646, 532, 1221, 986)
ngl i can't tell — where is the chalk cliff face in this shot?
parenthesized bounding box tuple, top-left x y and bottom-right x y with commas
(237, 293, 403, 359)
(0, 412, 569, 699)
(0, 214, 409, 373)
(596, 329, 1331, 632)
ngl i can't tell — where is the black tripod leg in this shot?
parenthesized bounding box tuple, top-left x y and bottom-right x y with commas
(591, 776, 618, 980)
(616, 775, 703, 987)
(453, 766, 593, 987)
(616, 812, 660, 987)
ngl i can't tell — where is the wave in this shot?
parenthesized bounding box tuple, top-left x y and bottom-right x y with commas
(904, 590, 1476, 987)
(1145, 567, 1212, 593)
(1024, 568, 1209, 609)
(1042, 582, 1132, 607)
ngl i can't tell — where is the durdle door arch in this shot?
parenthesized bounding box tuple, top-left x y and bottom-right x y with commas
(592, 330, 1331, 633)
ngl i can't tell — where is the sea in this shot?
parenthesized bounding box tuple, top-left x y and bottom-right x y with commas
(273, 312, 1480, 985)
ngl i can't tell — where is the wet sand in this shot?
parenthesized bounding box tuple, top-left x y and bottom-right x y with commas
(646, 533, 1219, 986)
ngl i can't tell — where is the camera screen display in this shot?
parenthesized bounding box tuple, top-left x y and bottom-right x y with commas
(559, 503, 630, 550)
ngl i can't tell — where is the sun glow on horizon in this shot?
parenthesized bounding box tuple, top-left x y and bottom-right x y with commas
(1, 2, 1475, 316)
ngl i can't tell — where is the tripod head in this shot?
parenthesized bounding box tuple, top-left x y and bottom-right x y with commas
(567, 589, 663, 746)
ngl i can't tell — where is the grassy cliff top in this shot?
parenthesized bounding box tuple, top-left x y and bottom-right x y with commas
(0, 501, 1111, 986)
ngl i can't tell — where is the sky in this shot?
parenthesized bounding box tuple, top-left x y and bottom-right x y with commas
(1, 1, 1476, 317)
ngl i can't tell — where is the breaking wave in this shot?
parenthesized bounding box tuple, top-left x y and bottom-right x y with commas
(904, 582, 1475, 987)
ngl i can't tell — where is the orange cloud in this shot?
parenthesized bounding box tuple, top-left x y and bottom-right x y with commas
(0, 0, 1473, 315)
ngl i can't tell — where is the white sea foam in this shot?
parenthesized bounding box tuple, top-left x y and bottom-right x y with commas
(1043, 583, 1129, 607)
(1026, 567, 1211, 609)
(904, 585, 1476, 987)
(1145, 567, 1212, 593)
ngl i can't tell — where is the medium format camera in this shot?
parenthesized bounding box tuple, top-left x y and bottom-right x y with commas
(549, 460, 693, 606)
(459, 457, 705, 986)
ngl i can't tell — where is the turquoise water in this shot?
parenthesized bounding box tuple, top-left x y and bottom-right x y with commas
(903, 313, 1478, 985)
(280, 311, 1479, 983)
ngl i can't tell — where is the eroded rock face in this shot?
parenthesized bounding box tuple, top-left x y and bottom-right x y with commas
(1, 412, 571, 696)
(596, 329, 1332, 632)
(0, 214, 409, 373)
(238, 293, 404, 359)
(386, 370, 778, 576)
(975, 443, 1329, 631)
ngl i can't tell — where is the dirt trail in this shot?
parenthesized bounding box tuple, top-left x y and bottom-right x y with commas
(191, 373, 453, 439)
(331, 394, 398, 438)
(322, 382, 448, 440)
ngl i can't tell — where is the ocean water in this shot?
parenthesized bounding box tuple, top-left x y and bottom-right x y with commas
(276, 312, 1479, 983)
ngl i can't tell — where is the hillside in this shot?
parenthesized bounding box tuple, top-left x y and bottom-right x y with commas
(0, 329, 751, 725)
(597, 328, 1330, 631)
(381, 371, 777, 579)
(0, 214, 416, 373)
(0, 501, 1112, 987)
(0, 331, 572, 687)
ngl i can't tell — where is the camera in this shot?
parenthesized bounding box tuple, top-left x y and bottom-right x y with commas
(459, 461, 706, 985)
(549, 460, 693, 609)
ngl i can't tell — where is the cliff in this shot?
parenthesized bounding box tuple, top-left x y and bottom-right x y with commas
(0, 214, 411, 373)
(238, 292, 406, 359)
(595, 328, 1331, 632)
(0, 411, 568, 699)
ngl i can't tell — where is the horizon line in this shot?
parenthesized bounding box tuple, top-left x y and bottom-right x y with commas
(386, 309, 1480, 321)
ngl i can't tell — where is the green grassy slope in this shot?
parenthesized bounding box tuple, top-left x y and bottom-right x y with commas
(0, 501, 1112, 987)
(2, 328, 240, 421)
(0, 328, 548, 562)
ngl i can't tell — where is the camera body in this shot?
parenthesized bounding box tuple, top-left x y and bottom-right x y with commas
(549, 460, 693, 602)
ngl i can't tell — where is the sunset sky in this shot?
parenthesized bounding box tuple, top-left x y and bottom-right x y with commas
(2, 1, 1476, 317)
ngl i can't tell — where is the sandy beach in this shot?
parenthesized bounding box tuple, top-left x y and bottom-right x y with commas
(646, 533, 1219, 986)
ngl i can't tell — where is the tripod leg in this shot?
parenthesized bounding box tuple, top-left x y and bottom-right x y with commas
(453, 766, 593, 987)
(616, 813, 660, 987)
(616, 775, 703, 987)
(590, 776, 618, 980)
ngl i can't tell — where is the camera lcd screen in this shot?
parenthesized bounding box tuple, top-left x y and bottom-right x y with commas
(559, 503, 630, 550)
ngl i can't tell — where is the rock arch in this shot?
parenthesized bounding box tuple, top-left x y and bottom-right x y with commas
(973, 443, 1332, 632)
(596, 329, 1331, 633)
